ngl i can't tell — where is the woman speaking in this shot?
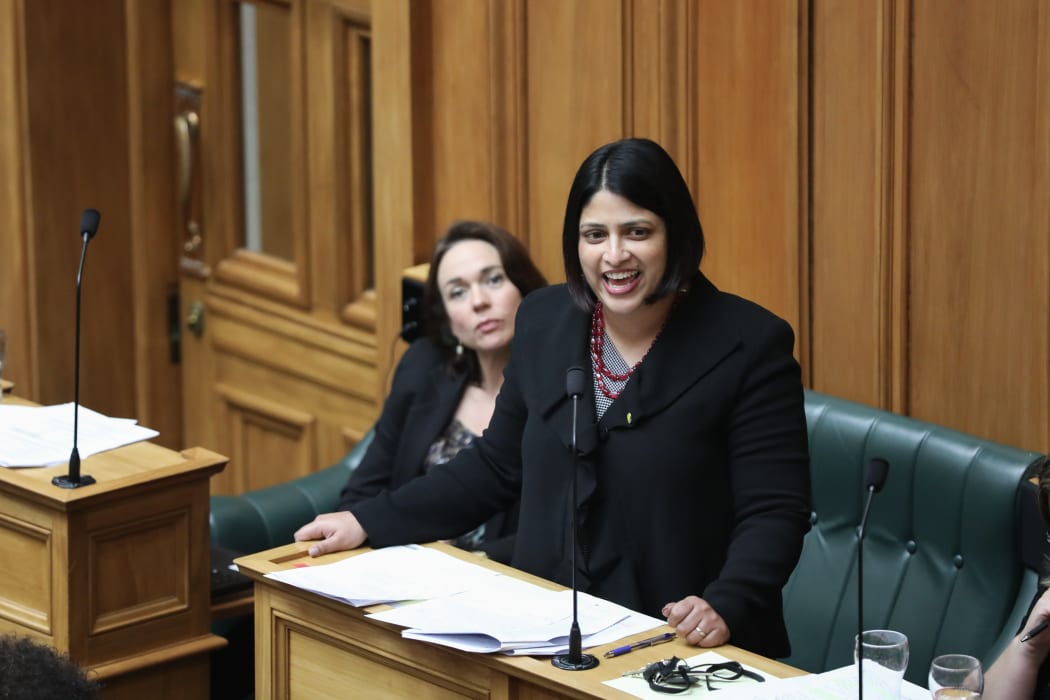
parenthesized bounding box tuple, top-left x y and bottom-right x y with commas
(295, 138, 811, 659)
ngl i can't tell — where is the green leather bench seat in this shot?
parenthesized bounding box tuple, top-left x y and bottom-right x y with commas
(209, 430, 374, 556)
(783, 389, 1042, 684)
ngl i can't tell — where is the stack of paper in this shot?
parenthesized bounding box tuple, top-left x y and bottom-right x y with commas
(265, 545, 503, 606)
(0, 403, 159, 467)
(266, 544, 665, 655)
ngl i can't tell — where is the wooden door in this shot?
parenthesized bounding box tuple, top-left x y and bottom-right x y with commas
(172, 0, 381, 494)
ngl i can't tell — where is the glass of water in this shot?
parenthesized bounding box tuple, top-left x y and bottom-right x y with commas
(928, 654, 983, 699)
(855, 630, 910, 699)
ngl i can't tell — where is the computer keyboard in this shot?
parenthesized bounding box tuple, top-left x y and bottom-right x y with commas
(210, 545, 252, 600)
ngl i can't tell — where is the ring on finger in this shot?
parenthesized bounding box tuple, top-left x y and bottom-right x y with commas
(695, 625, 707, 637)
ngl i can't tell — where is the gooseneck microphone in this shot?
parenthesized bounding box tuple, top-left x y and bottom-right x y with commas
(552, 366, 599, 671)
(856, 457, 889, 700)
(53, 208, 101, 489)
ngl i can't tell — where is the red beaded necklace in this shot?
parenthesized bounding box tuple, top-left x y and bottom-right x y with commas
(590, 294, 683, 400)
(589, 300, 664, 400)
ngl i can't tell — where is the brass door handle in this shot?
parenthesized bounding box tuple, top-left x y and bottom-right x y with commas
(186, 301, 205, 337)
(174, 110, 202, 251)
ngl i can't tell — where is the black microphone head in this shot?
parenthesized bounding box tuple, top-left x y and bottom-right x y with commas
(865, 457, 889, 492)
(80, 208, 101, 239)
(566, 366, 586, 399)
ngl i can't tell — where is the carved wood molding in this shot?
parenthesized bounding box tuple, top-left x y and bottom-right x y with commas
(0, 512, 51, 633)
(215, 382, 318, 490)
(87, 511, 190, 635)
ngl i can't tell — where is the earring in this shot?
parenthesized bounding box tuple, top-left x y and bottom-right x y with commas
(456, 342, 463, 356)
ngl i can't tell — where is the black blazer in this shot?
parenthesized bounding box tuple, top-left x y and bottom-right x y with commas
(353, 274, 811, 657)
(337, 338, 518, 564)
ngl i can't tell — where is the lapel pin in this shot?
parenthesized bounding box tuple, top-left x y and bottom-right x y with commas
(626, 412, 632, 425)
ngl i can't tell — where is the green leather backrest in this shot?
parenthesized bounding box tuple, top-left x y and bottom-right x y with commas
(783, 390, 1040, 684)
(209, 429, 375, 556)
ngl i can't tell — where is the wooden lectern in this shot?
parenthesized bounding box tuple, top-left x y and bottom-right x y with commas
(0, 425, 227, 698)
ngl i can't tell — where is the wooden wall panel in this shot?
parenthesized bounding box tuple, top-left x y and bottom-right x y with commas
(488, 0, 528, 247)
(6, 0, 182, 445)
(6, 0, 1050, 472)
(371, 0, 417, 391)
(626, 0, 696, 172)
(695, 1, 804, 342)
(525, 0, 626, 282)
(305, 0, 375, 323)
(0, 0, 32, 396)
(125, 0, 183, 446)
(906, 0, 1050, 450)
(23, 0, 137, 416)
(214, 381, 316, 493)
(419, 0, 497, 235)
(808, 0, 893, 406)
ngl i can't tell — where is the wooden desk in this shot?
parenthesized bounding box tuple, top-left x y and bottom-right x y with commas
(237, 543, 805, 699)
(0, 397, 228, 699)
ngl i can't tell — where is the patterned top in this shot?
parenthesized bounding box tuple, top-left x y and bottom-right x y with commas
(592, 329, 632, 420)
(423, 417, 486, 551)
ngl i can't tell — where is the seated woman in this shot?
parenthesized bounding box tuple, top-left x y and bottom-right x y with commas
(985, 454, 1050, 700)
(330, 220, 547, 564)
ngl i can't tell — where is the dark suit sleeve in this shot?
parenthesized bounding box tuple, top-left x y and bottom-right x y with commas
(477, 503, 520, 564)
(336, 341, 439, 511)
(701, 316, 812, 640)
(351, 330, 529, 546)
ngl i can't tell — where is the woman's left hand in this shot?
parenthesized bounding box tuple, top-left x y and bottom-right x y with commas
(662, 596, 731, 647)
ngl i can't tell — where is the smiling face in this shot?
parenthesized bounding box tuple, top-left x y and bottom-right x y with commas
(436, 239, 523, 357)
(577, 189, 669, 322)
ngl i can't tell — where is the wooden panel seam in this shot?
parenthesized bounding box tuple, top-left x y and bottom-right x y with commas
(887, 0, 912, 415)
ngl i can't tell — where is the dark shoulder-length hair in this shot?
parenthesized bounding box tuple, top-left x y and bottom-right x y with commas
(423, 220, 548, 380)
(1036, 454, 1050, 526)
(561, 137, 704, 310)
(1034, 455, 1050, 586)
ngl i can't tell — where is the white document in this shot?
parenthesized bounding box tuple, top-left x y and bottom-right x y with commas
(0, 403, 159, 467)
(264, 545, 502, 606)
(266, 543, 665, 655)
(370, 580, 650, 654)
(501, 599, 665, 656)
(697, 663, 928, 700)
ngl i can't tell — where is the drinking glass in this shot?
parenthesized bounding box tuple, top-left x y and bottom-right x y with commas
(928, 654, 983, 699)
(855, 629, 910, 699)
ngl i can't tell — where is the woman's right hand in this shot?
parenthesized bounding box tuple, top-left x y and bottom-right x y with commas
(1019, 588, 1050, 657)
(293, 511, 368, 557)
(985, 587, 1050, 700)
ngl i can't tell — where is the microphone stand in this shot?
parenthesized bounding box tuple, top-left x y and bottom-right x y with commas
(856, 458, 888, 700)
(552, 373, 599, 671)
(54, 212, 99, 489)
(857, 484, 873, 700)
